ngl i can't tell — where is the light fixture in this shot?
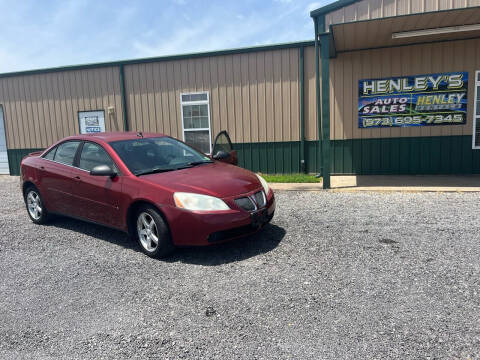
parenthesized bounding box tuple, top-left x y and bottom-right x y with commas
(392, 23, 480, 39)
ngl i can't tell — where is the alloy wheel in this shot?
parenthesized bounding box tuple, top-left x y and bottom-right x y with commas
(136, 212, 159, 252)
(27, 190, 42, 220)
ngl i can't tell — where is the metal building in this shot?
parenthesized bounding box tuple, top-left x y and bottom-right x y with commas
(0, 43, 320, 177)
(0, 0, 479, 189)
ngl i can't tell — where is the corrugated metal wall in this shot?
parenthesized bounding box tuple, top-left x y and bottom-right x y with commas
(304, 46, 318, 141)
(325, 0, 480, 31)
(124, 47, 316, 144)
(0, 67, 124, 149)
(0, 46, 318, 153)
(330, 38, 480, 140)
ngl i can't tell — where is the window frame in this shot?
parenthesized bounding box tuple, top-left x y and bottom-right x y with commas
(473, 70, 480, 150)
(180, 91, 212, 154)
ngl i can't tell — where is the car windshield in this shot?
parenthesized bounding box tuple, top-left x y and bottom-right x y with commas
(109, 137, 212, 176)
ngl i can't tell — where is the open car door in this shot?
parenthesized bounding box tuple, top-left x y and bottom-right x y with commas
(212, 130, 238, 166)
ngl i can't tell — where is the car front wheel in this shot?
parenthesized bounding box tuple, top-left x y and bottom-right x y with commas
(135, 205, 174, 258)
(24, 187, 49, 224)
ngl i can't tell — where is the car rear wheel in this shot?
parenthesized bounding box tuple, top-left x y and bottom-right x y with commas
(135, 206, 174, 258)
(24, 187, 49, 224)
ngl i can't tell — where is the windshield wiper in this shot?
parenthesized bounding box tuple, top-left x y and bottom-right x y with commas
(136, 160, 213, 175)
(187, 160, 213, 166)
(174, 160, 213, 170)
(135, 168, 176, 176)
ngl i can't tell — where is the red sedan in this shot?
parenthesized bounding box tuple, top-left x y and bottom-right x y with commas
(20, 131, 275, 258)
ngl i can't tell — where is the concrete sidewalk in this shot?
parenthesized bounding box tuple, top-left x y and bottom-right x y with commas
(3, 174, 480, 192)
(270, 175, 480, 192)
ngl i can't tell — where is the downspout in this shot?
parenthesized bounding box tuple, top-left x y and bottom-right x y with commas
(299, 46, 306, 173)
(314, 18, 322, 179)
(119, 64, 129, 131)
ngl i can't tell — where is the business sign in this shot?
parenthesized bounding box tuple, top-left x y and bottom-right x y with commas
(358, 72, 468, 128)
(78, 110, 105, 134)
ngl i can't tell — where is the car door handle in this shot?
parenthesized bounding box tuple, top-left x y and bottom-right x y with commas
(73, 176, 81, 181)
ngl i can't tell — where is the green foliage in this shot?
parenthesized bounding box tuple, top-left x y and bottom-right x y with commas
(260, 173, 321, 183)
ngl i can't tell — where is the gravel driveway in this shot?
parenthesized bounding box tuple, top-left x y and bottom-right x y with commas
(1, 176, 479, 359)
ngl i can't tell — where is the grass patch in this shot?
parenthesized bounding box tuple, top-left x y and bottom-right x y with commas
(260, 173, 321, 183)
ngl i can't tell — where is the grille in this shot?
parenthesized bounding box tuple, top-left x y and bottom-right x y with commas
(234, 197, 256, 211)
(253, 191, 266, 208)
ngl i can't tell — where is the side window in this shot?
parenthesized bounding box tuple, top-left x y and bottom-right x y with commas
(43, 147, 57, 160)
(53, 141, 80, 166)
(79, 142, 117, 172)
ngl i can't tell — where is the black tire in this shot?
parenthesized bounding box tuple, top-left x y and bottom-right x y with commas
(134, 205, 174, 258)
(24, 186, 49, 224)
(266, 211, 274, 224)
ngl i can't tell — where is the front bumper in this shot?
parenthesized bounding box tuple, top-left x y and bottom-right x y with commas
(162, 190, 275, 246)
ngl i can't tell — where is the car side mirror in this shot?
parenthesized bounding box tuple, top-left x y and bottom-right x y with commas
(213, 150, 231, 161)
(90, 164, 117, 178)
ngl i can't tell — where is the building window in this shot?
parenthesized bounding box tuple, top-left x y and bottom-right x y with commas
(474, 71, 480, 149)
(180, 92, 211, 154)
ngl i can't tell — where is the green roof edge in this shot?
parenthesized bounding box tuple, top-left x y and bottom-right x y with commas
(310, 0, 361, 18)
(0, 40, 315, 79)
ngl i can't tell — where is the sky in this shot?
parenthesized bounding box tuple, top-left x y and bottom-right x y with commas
(0, 0, 335, 73)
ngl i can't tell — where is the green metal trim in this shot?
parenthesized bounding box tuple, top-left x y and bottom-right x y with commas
(8, 136, 480, 176)
(299, 46, 306, 173)
(330, 135, 480, 175)
(119, 65, 129, 131)
(0, 40, 316, 79)
(310, 0, 360, 18)
(320, 33, 331, 189)
(234, 141, 320, 174)
(7, 148, 43, 175)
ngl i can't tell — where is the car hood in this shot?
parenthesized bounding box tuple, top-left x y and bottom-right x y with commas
(140, 162, 262, 198)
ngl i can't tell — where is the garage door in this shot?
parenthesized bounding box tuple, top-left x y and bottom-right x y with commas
(0, 106, 9, 174)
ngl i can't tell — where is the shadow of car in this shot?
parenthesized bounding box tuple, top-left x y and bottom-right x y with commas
(46, 216, 285, 265)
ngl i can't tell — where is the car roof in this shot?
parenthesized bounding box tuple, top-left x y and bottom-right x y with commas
(65, 131, 167, 143)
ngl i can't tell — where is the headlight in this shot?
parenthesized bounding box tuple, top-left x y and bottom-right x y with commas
(256, 174, 270, 195)
(173, 192, 230, 211)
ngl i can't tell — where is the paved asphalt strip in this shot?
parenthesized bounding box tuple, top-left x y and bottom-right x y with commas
(0, 176, 479, 359)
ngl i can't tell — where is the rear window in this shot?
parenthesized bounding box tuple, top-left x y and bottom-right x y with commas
(43, 147, 57, 160)
(53, 141, 81, 166)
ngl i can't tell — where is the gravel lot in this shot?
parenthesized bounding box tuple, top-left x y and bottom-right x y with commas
(1, 176, 480, 359)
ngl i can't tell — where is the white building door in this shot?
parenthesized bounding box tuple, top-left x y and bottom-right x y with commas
(0, 106, 9, 174)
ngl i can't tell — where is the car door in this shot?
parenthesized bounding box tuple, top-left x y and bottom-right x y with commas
(212, 131, 238, 165)
(38, 141, 81, 214)
(69, 141, 124, 228)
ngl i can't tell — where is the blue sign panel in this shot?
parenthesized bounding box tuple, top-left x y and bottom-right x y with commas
(358, 72, 468, 128)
